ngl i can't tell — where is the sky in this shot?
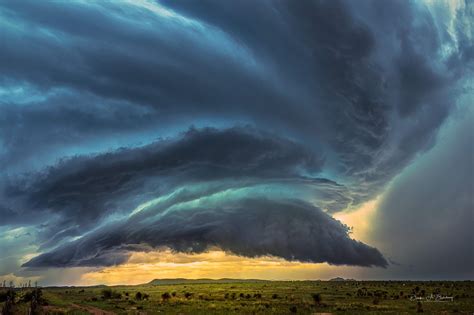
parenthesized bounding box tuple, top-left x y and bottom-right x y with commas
(0, 0, 473, 286)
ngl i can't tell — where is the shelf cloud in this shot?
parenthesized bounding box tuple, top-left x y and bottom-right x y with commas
(0, 0, 471, 280)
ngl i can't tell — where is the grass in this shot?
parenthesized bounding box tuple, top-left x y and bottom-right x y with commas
(1, 280, 473, 314)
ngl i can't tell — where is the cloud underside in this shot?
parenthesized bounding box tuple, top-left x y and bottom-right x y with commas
(23, 198, 387, 268)
(6, 127, 385, 267)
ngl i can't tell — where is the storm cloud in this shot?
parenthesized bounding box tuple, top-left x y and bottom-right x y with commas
(2, 127, 323, 233)
(23, 198, 387, 268)
(0, 0, 472, 277)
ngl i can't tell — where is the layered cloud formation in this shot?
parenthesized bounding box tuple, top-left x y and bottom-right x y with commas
(0, 0, 472, 279)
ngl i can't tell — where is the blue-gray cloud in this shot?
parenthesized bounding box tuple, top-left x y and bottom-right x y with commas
(2, 127, 323, 232)
(0, 0, 472, 273)
(23, 198, 387, 268)
(367, 102, 474, 279)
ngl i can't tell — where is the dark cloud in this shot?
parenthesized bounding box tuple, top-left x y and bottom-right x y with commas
(1, 0, 468, 197)
(23, 198, 387, 268)
(0, 0, 472, 276)
(368, 104, 474, 279)
(1, 127, 324, 238)
(0, 89, 159, 172)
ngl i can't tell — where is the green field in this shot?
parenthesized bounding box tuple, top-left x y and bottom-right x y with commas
(1, 280, 473, 314)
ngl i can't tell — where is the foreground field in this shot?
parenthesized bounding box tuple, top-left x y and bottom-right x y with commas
(1, 280, 473, 314)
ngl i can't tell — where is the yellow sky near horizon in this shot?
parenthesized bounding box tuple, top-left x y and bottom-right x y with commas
(75, 197, 381, 286)
(79, 250, 358, 285)
(1, 197, 381, 287)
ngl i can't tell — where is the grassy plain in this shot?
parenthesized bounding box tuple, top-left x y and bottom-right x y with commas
(1, 280, 473, 314)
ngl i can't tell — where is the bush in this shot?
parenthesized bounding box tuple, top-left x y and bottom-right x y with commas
(101, 288, 121, 299)
(289, 306, 297, 313)
(162, 292, 171, 301)
(272, 293, 278, 299)
(1, 289, 18, 315)
(102, 289, 112, 299)
(135, 292, 142, 300)
(312, 293, 322, 305)
(21, 289, 43, 303)
(0, 289, 15, 302)
(2, 299, 13, 315)
(184, 292, 193, 299)
(28, 289, 46, 315)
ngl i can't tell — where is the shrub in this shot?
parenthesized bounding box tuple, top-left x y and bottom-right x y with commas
(102, 289, 112, 299)
(21, 289, 43, 303)
(135, 291, 142, 300)
(184, 292, 193, 299)
(101, 288, 121, 299)
(311, 293, 322, 305)
(101, 289, 113, 299)
(289, 306, 297, 313)
(0, 289, 16, 302)
(272, 293, 278, 299)
(2, 299, 13, 315)
(162, 292, 171, 301)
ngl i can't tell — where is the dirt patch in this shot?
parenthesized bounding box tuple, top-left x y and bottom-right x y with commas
(70, 303, 116, 315)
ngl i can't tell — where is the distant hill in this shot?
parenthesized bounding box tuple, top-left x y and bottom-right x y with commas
(329, 277, 356, 281)
(147, 278, 271, 285)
